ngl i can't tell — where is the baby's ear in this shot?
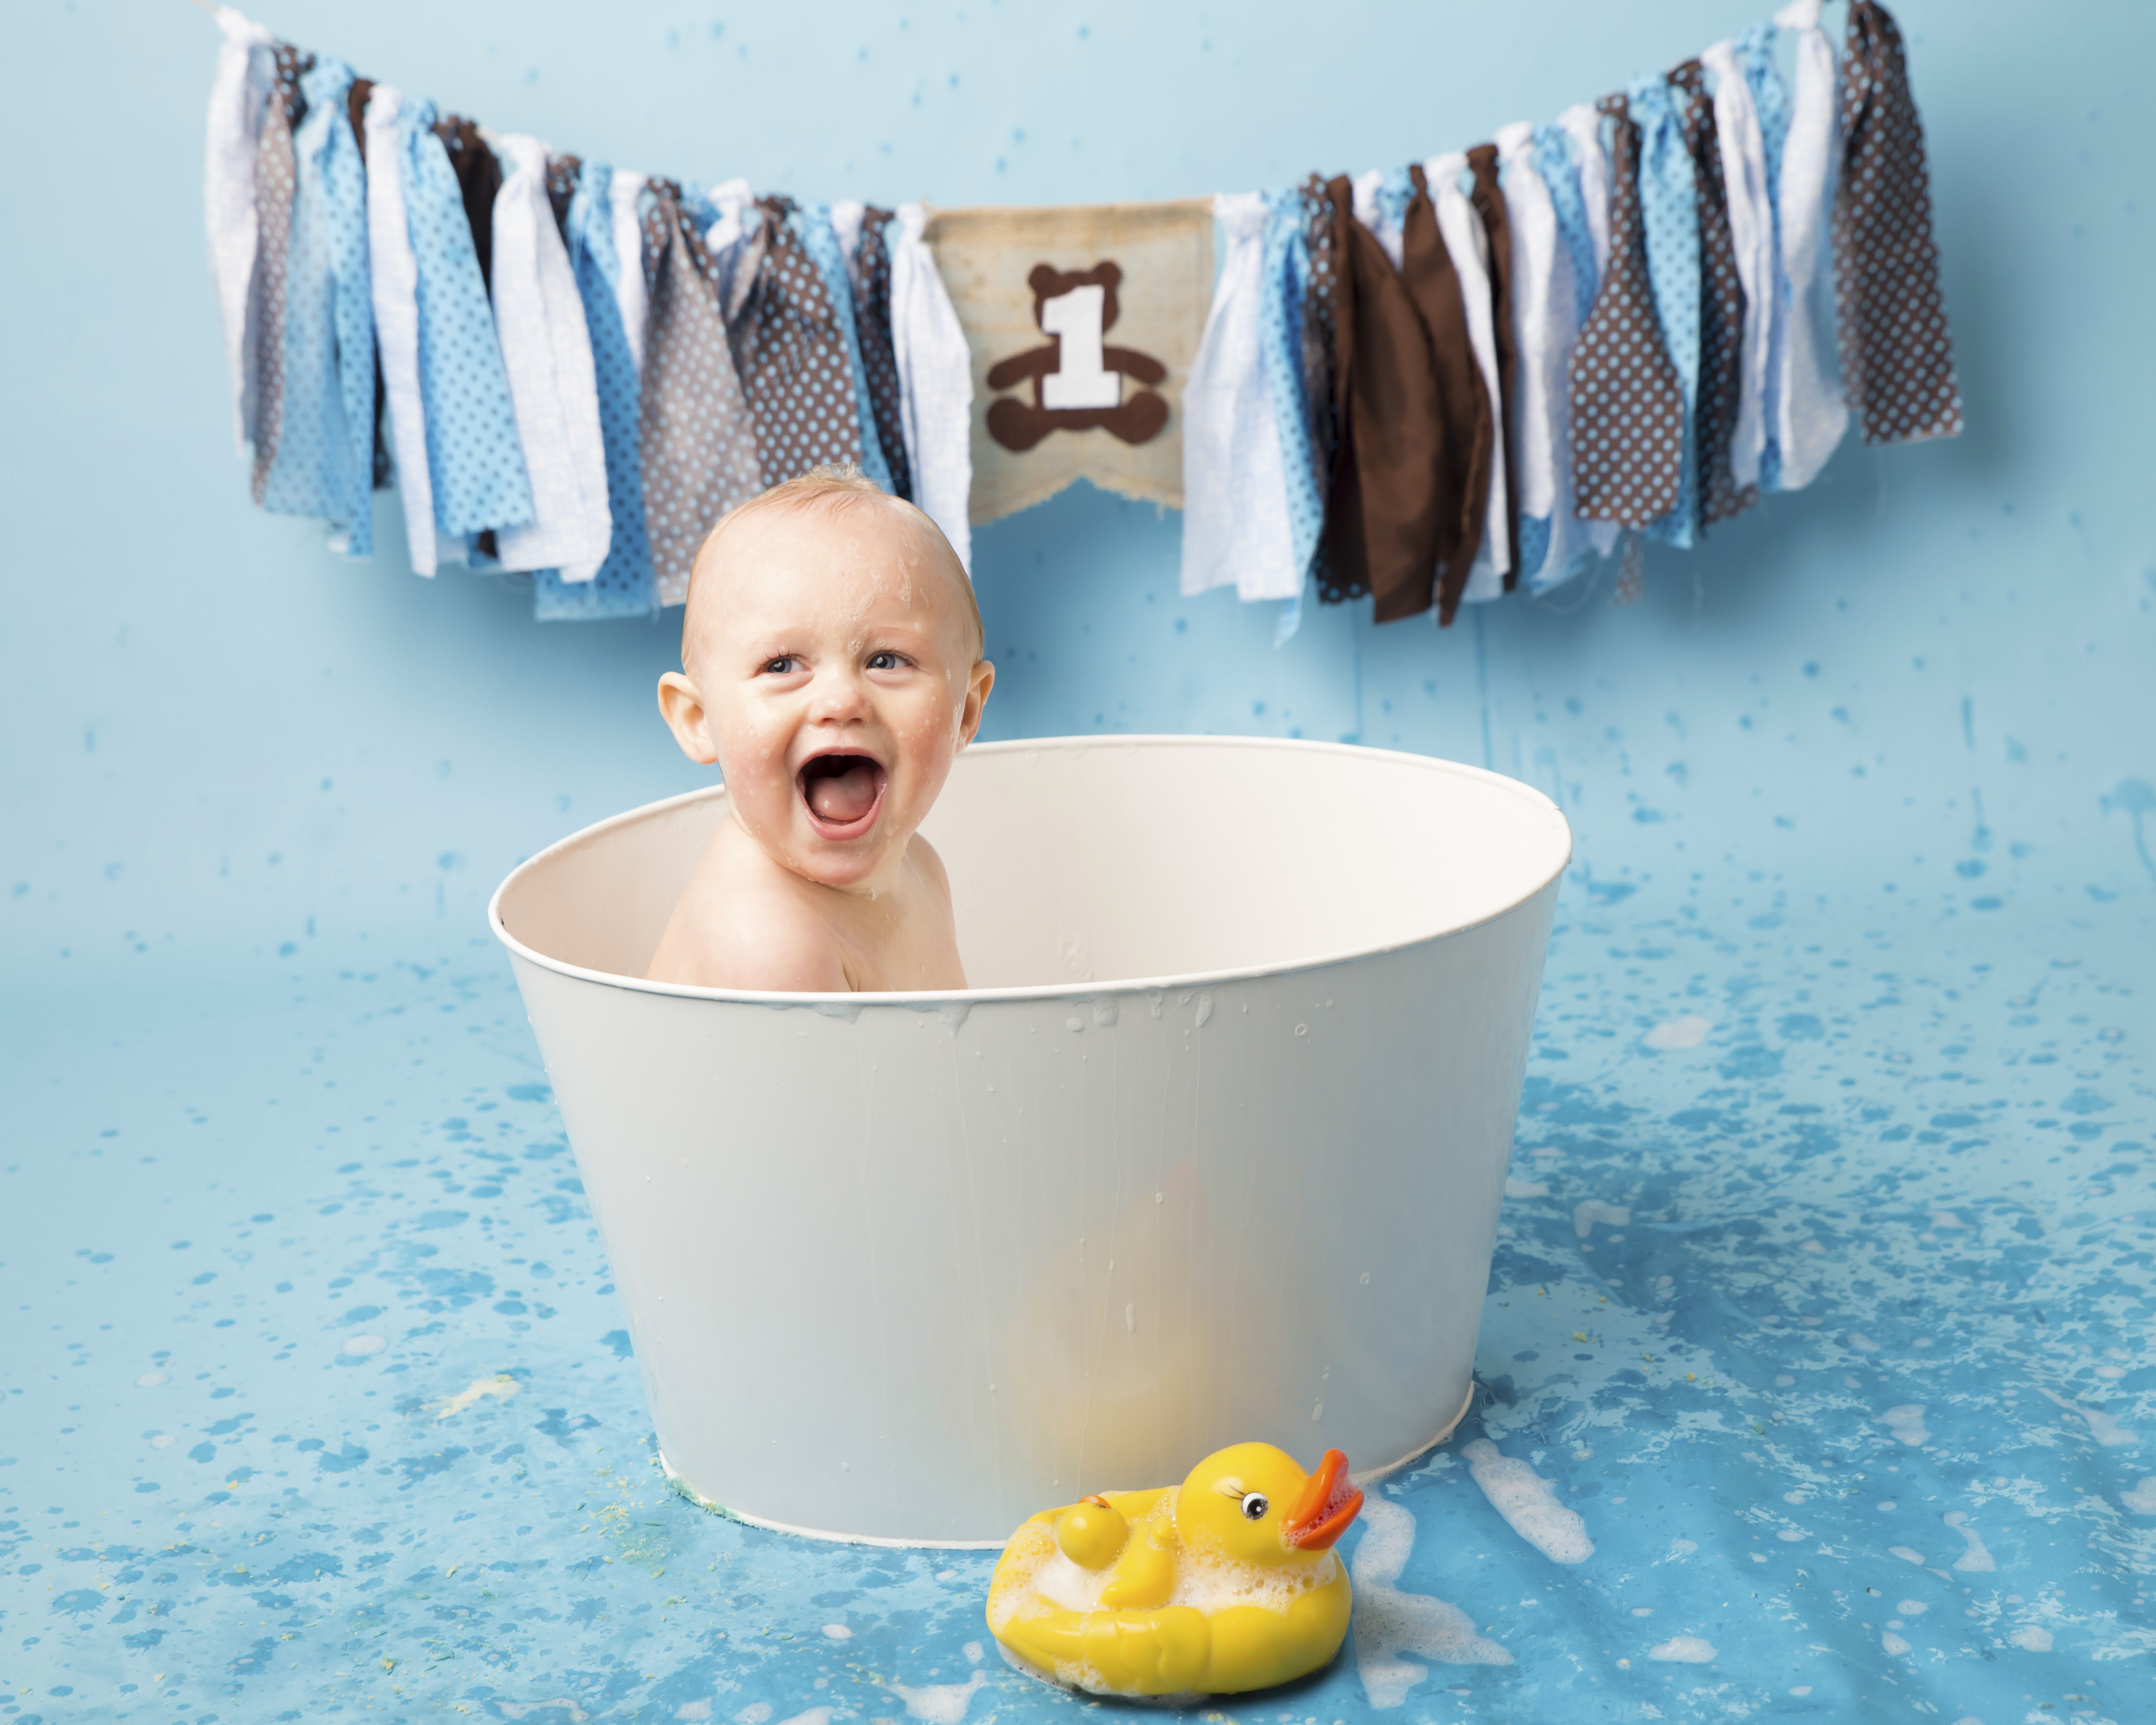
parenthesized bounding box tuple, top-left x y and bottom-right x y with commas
(657, 671, 719, 765)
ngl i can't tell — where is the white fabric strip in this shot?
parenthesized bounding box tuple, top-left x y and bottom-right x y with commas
(204, 7, 275, 455)
(490, 135, 612, 580)
(1425, 151, 1510, 601)
(1703, 38, 1779, 492)
(1772, 0, 1850, 490)
(361, 86, 438, 576)
(1556, 103, 1612, 281)
(1180, 192, 1296, 604)
(608, 168, 650, 376)
(889, 204, 974, 573)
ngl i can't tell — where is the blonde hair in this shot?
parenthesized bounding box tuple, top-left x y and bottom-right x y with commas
(686, 465, 983, 660)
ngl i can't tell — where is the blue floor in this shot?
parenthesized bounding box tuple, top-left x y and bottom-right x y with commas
(5, 864, 2153, 1725)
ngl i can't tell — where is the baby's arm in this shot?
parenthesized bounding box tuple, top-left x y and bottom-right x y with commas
(646, 883, 851, 992)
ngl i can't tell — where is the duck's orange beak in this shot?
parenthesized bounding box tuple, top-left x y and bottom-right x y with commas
(1282, 1449, 1363, 1550)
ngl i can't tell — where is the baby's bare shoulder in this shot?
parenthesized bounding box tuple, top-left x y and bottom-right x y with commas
(647, 862, 849, 992)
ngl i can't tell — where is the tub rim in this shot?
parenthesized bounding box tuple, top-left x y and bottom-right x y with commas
(489, 733, 1573, 1005)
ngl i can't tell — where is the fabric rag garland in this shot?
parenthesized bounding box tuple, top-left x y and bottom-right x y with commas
(203, 1, 1958, 630)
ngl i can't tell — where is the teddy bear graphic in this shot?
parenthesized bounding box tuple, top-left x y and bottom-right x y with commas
(985, 262, 1171, 452)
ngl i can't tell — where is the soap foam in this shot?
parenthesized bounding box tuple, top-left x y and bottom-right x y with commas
(1881, 1405, 1929, 1447)
(1463, 1440, 1594, 1564)
(1942, 1510, 1995, 1573)
(2120, 1479, 2156, 1514)
(1647, 1636, 1716, 1663)
(2008, 1624, 2053, 1653)
(1573, 1201, 1629, 1240)
(890, 1672, 985, 1724)
(2037, 1386, 2137, 1446)
(1351, 1497, 1512, 1709)
(1643, 1016, 1712, 1051)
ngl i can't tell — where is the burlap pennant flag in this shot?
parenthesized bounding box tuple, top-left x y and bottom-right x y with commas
(925, 200, 1214, 524)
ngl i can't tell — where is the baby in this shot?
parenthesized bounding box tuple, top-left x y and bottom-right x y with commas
(647, 466, 995, 992)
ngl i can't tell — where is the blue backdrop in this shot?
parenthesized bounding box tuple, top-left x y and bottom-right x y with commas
(3, 2, 2153, 1721)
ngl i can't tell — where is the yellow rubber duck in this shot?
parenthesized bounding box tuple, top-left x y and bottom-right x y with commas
(986, 1443, 1365, 1697)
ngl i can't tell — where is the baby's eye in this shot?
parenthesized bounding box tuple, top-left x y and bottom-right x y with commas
(866, 650, 904, 671)
(761, 656, 799, 675)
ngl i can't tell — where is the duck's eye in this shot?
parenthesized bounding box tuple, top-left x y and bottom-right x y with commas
(1240, 1492, 1269, 1521)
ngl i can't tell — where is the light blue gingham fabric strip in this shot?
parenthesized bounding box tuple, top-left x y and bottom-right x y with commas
(1631, 72, 1701, 551)
(796, 203, 896, 494)
(1738, 20, 1792, 492)
(534, 162, 660, 622)
(1259, 188, 1320, 643)
(1534, 123, 1600, 326)
(400, 100, 533, 541)
(259, 57, 375, 555)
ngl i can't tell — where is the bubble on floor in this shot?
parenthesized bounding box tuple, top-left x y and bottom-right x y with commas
(2036, 1385, 2136, 1446)
(1462, 1440, 1593, 1564)
(426, 1373, 521, 1421)
(2008, 1624, 2053, 1653)
(1504, 1177, 1549, 1199)
(1573, 1201, 1629, 1241)
(821, 1623, 853, 1640)
(1647, 1636, 1716, 1663)
(1889, 1546, 1925, 1564)
(1881, 1405, 1930, 1446)
(891, 1672, 984, 1725)
(1942, 1511, 1994, 1573)
(341, 1334, 386, 1356)
(1643, 1016, 1712, 1051)
(1351, 1496, 1511, 1709)
(1881, 1631, 1910, 1655)
(2120, 1479, 2156, 1514)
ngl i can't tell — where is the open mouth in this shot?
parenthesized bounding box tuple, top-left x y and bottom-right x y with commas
(1282, 1449, 1364, 1551)
(796, 752, 887, 838)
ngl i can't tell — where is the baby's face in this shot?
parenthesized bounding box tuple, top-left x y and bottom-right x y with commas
(676, 503, 990, 894)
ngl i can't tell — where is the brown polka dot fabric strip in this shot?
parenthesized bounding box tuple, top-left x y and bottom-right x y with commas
(1835, 0, 1963, 447)
(246, 44, 308, 506)
(639, 179, 764, 608)
(1670, 59, 1758, 530)
(1466, 144, 1521, 584)
(726, 195, 868, 489)
(1569, 96, 1685, 529)
(1299, 175, 1350, 603)
(851, 208, 914, 504)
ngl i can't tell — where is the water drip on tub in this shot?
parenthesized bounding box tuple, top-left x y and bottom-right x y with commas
(1194, 993, 1214, 1028)
(1091, 999, 1118, 1028)
(935, 1000, 972, 1035)
(809, 999, 864, 1024)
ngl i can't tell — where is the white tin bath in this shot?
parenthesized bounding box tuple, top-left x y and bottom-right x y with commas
(491, 736, 1569, 1545)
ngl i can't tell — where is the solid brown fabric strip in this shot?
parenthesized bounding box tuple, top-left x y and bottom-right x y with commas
(432, 116, 502, 298)
(1315, 176, 1369, 604)
(1465, 145, 1520, 585)
(639, 179, 764, 608)
(1835, 0, 1963, 446)
(852, 208, 914, 503)
(726, 196, 869, 488)
(1670, 59, 1757, 528)
(1340, 202, 1453, 624)
(1570, 96, 1685, 529)
(1299, 175, 1347, 603)
(1402, 164, 1493, 626)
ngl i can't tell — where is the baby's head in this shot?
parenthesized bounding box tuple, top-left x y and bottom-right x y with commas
(657, 467, 993, 894)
